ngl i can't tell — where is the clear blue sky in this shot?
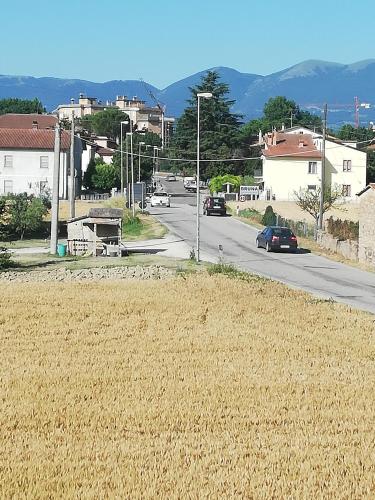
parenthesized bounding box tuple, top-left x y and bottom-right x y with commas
(1, 0, 374, 88)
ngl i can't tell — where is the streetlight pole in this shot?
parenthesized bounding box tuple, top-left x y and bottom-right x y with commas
(138, 141, 145, 182)
(129, 129, 135, 217)
(120, 120, 129, 196)
(196, 92, 213, 263)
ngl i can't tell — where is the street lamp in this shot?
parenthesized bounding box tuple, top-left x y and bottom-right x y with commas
(138, 141, 145, 182)
(126, 129, 135, 217)
(120, 120, 129, 196)
(196, 92, 213, 262)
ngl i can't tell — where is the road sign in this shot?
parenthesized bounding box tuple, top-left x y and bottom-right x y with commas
(240, 185, 259, 195)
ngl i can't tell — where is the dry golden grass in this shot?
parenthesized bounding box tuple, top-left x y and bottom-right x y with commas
(1, 275, 375, 498)
(227, 199, 360, 223)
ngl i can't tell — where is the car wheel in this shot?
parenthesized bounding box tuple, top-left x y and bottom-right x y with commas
(266, 242, 271, 252)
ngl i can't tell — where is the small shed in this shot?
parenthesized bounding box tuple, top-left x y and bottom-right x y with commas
(67, 208, 123, 257)
(357, 183, 375, 265)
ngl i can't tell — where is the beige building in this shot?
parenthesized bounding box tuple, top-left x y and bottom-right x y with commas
(261, 127, 367, 201)
(55, 94, 111, 121)
(357, 183, 375, 265)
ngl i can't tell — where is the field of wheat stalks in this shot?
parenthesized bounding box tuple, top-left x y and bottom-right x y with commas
(1, 274, 375, 498)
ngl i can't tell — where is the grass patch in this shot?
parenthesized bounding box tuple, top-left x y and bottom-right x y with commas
(207, 262, 264, 282)
(123, 211, 167, 241)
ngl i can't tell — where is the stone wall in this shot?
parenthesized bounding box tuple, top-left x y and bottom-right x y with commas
(316, 230, 359, 261)
(358, 189, 375, 266)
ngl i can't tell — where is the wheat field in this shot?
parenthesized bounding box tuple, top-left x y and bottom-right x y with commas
(1, 275, 375, 498)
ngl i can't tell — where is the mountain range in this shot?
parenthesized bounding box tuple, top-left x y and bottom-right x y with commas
(1, 59, 375, 126)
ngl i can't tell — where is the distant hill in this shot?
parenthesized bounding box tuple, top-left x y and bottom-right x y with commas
(1, 59, 375, 126)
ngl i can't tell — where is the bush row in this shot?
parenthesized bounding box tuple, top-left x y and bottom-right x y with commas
(326, 216, 359, 241)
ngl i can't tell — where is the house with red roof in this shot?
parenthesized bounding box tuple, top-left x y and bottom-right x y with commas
(0, 128, 82, 199)
(261, 127, 367, 201)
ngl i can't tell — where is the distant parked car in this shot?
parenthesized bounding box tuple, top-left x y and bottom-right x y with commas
(150, 191, 170, 207)
(166, 174, 176, 182)
(256, 226, 298, 252)
(203, 196, 226, 216)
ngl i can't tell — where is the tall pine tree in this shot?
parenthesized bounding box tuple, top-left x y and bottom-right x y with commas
(170, 71, 242, 179)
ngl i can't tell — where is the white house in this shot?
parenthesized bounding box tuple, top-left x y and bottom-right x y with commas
(0, 128, 82, 199)
(261, 127, 367, 201)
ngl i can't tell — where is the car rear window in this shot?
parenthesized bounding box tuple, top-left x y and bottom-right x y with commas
(212, 198, 224, 203)
(154, 192, 167, 196)
(273, 228, 293, 237)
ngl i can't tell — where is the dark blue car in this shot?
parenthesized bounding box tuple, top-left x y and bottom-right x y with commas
(256, 226, 298, 252)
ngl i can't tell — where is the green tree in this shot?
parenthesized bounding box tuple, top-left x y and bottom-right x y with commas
(263, 96, 322, 131)
(0, 193, 47, 240)
(0, 97, 45, 115)
(171, 70, 242, 179)
(92, 163, 119, 191)
(336, 124, 374, 142)
(82, 158, 97, 190)
(81, 109, 130, 140)
(209, 174, 241, 194)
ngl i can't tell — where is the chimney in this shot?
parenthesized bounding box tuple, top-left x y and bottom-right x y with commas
(32, 120, 38, 129)
(272, 130, 277, 146)
(258, 129, 262, 144)
(281, 123, 285, 131)
(70, 98, 75, 104)
(79, 92, 84, 99)
(267, 132, 273, 146)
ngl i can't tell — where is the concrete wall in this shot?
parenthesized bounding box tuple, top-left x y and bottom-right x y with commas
(316, 230, 359, 261)
(358, 188, 375, 265)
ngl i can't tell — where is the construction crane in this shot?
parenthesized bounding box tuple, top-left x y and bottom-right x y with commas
(304, 97, 374, 128)
(140, 78, 166, 149)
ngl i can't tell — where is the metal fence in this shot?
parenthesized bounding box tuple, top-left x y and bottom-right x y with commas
(275, 214, 316, 239)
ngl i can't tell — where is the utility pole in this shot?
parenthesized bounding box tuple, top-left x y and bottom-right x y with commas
(125, 133, 129, 190)
(290, 110, 293, 128)
(130, 129, 135, 217)
(50, 124, 61, 254)
(69, 112, 75, 219)
(318, 104, 328, 230)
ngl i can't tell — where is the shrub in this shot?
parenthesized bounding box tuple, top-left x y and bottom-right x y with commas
(0, 193, 48, 240)
(326, 217, 359, 241)
(0, 247, 12, 269)
(238, 208, 263, 224)
(261, 205, 276, 226)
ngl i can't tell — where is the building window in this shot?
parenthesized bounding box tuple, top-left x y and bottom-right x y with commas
(343, 160, 352, 172)
(4, 155, 13, 168)
(4, 180, 13, 194)
(307, 185, 316, 191)
(308, 161, 317, 174)
(342, 184, 351, 197)
(40, 156, 49, 169)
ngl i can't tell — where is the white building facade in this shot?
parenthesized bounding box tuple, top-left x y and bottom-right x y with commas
(262, 128, 367, 201)
(0, 128, 82, 199)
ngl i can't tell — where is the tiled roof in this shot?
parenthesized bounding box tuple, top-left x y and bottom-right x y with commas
(96, 147, 114, 156)
(0, 128, 70, 150)
(0, 113, 57, 129)
(262, 132, 322, 159)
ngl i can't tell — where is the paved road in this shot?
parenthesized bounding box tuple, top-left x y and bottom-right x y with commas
(150, 179, 375, 314)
